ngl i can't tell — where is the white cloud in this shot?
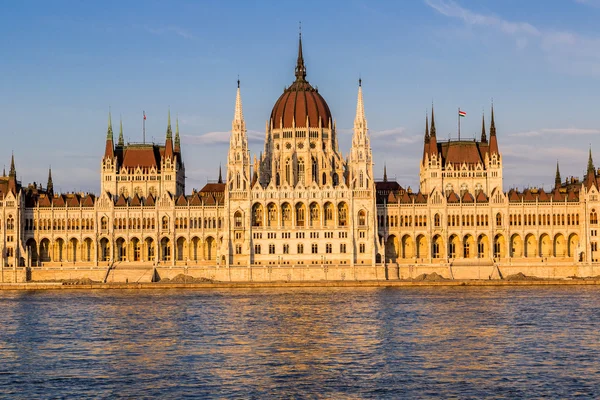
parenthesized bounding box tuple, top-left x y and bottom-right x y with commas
(183, 130, 263, 145)
(424, 0, 600, 75)
(509, 128, 600, 137)
(140, 25, 195, 40)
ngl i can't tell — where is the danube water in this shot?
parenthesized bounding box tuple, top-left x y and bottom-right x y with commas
(0, 287, 599, 399)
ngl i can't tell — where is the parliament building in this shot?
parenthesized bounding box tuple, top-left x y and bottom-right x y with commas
(1, 36, 599, 281)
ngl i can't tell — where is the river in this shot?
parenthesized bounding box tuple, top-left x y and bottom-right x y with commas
(0, 287, 598, 398)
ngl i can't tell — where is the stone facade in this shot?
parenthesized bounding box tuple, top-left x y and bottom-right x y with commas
(0, 36, 599, 281)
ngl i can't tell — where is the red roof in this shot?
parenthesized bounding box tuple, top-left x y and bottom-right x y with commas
(270, 80, 332, 129)
(121, 145, 161, 169)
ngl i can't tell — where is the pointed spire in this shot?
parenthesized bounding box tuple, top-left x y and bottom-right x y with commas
(106, 109, 114, 140)
(118, 115, 124, 146)
(555, 161, 561, 189)
(47, 166, 54, 196)
(9, 152, 15, 177)
(166, 108, 172, 139)
(430, 104, 436, 138)
(175, 116, 181, 152)
(2, 166, 5, 176)
(490, 103, 496, 137)
(354, 77, 366, 131)
(383, 163, 388, 182)
(295, 27, 307, 82)
(489, 103, 499, 155)
(481, 113, 487, 142)
(424, 113, 430, 143)
(588, 148, 595, 176)
(218, 164, 223, 184)
(234, 79, 244, 123)
(164, 109, 174, 160)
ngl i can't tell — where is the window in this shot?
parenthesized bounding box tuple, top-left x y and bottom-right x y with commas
(254, 244, 261, 254)
(101, 217, 108, 230)
(358, 210, 366, 227)
(162, 216, 169, 230)
(6, 216, 14, 231)
(326, 244, 332, 254)
(359, 231, 366, 239)
(312, 243, 318, 254)
(235, 244, 242, 255)
(592, 242, 598, 252)
(494, 241, 501, 258)
(464, 242, 470, 258)
(269, 244, 275, 254)
(234, 211, 243, 228)
(478, 243, 484, 258)
(235, 232, 242, 240)
(591, 210, 598, 225)
(434, 214, 440, 227)
(359, 243, 366, 253)
(340, 243, 346, 253)
(496, 213, 502, 227)
(298, 244, 304, 254)
(283, 244, 289, 254)
(338, 203, 348, 226)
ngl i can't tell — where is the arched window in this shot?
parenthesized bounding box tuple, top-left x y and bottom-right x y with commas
(333, 173, 339, 186)
(297, 158, 305, 185)
(591, 210, 598, 224)
(162, 216, 169, 230)
(358, 210, 366, 226)
(6, 216, 14, 231)
(322, 172, 327, 186)
(236, 173, 241, 189)
(285, 159, 291, 184)
(496, 213, 502, 227)
(338, 203, 348, 226)
(359, 171, 364, 188)
(312, 158, 318, 182)
(234, 211, 243, 228)
(434, 213, 441, 227)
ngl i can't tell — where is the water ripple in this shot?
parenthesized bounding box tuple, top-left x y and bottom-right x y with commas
(0, 287, 599, 398)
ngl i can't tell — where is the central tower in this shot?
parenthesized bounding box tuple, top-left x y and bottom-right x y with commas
(259, 33, 345, 188)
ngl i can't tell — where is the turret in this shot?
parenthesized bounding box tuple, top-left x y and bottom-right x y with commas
(47, 166, 54, 196)
(164, 110, 174, 160)
(489, 104, 499, 155)
(104, 111, 114, 159)
(175, 116, 181, 153)
(585, 148, 596, 189)
(118, 116, 124, 146)
(555, 161, 561, 189)
(428, 105, 437, 158)
(481, 113, 487, 143)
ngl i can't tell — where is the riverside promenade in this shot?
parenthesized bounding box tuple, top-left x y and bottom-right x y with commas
(3, 278, 600, 290)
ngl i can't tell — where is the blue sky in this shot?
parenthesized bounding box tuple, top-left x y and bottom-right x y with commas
(2, 0, 600, 193)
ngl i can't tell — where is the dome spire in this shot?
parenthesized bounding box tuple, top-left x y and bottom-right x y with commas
(295, 23, 306, 82)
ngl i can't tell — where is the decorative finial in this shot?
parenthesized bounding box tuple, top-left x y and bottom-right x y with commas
(358, 74, 362, 87)
(237, 75, 240, 88)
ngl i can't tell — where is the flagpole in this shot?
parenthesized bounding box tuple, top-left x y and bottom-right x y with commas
(143, 111, 146, 144)
(458, 107, 461, 140)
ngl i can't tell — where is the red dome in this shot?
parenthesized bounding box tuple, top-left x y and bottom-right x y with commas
(270, 81, 332, 129)
(270, 35, 332, 129)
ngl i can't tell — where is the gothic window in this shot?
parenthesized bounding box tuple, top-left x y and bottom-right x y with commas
(297, 158, 305, 185)
(333, 173, 339, 186)
(267, 203, 277, 226)
(285, 159, 291, 184)
(358, 210, 366, 227)
(252, 204, 263, 227)
(235, 244, 242, 255)
(340, 243, 346, 253)
(254, 244, 261, 255)
(312, 158, 318, 182)
(326, 244, 332, 254)
(276, 173, 280, 186)
(295, 203, 305, 227)
(162, 216, 169, 230)
(282, 203, 291, 223)
(434, 213, 441, 227)
(322, 172, 327, 186)
(101, 217, 108, 230)
(234, 211, 243, 229)
(312, 243, 318, 254)
(269, 244, 275, 254)
(283, 244, 289, 254)
(591, 210, 598, 225)
(496, 213, 502, 227)
(324, 203, 334, 225)
(6, 216, 14, 231)
(236, 173, 241, 189)
(309, 203, 319, 226)
(359, 171, 364, 188)
(338, 202, 348, 227)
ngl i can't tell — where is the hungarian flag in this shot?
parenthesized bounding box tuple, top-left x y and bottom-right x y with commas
(459, 110, 467, 117)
